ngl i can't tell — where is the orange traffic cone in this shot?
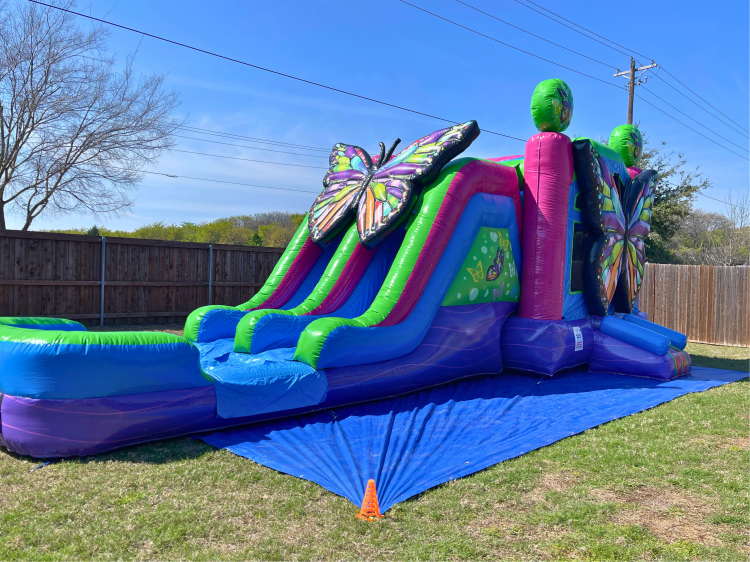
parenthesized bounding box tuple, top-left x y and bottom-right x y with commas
(356, 479, 384, 520)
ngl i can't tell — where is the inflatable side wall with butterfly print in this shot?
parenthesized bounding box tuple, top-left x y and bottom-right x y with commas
(0, 80, 690, 458)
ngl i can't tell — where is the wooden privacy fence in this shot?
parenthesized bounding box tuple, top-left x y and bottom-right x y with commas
(639, 263, 750, 347)
(2, 231, 749, 345)
(0, 230, 284, 325)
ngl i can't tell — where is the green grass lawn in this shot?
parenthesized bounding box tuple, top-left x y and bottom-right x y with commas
(0, 341, 747, 561)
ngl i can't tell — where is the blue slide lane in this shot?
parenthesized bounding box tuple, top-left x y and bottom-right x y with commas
(280, 235, 340, 310)
(191, 235, 344, 343)
(315, 193, 522, 369)
(250, 231, 404, 354)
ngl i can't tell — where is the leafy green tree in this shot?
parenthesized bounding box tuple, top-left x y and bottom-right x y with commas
(637, 135, 710, 263)
(50, 211, 307, 247)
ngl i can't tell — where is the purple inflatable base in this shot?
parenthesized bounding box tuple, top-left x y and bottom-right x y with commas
(0, 302, 516, 458)
(589, 331, 691, 381)
(500, 315, 595, 375)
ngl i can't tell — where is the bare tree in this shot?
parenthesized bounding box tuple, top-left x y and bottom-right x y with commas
(0, 0, 181, 230)
(703, 193, 750, 266)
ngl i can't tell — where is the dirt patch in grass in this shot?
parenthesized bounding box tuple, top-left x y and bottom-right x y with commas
(592, 486, 730, 546)
(525, 470, 581, 503)
(470, 471, 583, 547)
(689, 435, 749, 450)
(718, 437, 749, 449)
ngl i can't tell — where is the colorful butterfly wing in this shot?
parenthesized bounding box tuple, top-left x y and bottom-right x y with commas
(614, 170, 656, 313)
(357, 177, 413, 243)
(485, 248, 504, 281)
(374, 120, 480, 183)
(571, 139, 628, 316)
(357, 121, 480, 246)
(309, 144, 372, 244)
(599, 169, 627, 305)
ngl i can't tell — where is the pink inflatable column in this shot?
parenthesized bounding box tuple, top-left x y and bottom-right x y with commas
(518, 132, 574, 320)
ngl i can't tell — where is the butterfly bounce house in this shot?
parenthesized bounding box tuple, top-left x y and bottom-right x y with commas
(0, 79, 691, 458)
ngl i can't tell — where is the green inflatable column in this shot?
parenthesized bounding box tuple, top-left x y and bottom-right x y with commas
(530, 78, 574, 134)
(609, 124, 643, 167)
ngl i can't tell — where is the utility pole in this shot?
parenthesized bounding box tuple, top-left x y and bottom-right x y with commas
(615, 58, 658, 124)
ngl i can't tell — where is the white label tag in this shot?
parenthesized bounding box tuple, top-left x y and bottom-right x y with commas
(573, 327, 583, 351)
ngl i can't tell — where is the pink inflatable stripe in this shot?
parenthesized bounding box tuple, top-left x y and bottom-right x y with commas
(487, 155, 524, 163)
(627, 166, 642, 179)
(309, 243, 377, 315)
(253, 237, 324, 310)
(518, 132, 574, 320)
(378, 159, 522, 327)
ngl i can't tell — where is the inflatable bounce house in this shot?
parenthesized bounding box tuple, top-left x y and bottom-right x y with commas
(0, 79, 691, 458)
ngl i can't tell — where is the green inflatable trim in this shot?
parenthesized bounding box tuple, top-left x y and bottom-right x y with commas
(293, 158, 474, 368)
(183, 305, 239, 343)
(573, 138, 626, 167)
(183, 216, 311, 342)
(233, 222, 361, 354)
(0, 324, 193, 346)
(0, 317, 84, 328)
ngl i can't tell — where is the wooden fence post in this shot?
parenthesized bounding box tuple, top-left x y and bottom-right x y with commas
(99, 236, 106, 326)
(207, 244, 213, 306)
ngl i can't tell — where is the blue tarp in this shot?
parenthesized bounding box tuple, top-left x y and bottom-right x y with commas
(199, 366, 747, 512)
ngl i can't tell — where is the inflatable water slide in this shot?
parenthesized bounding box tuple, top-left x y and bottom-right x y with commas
(0, 79, 691, 458)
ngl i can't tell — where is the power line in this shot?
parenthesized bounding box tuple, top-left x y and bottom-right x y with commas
(651, 74, 749, 139)
(663, 182, 750, 211)
(658, 68, 750, 136)
(111, 166, 320, 194)
(398, 0, 625, 90)
(517, 0, 651, 60)
(28, 0, 524, 142)
(454, 0, 616, 69)
(507, 0, 637, 60)
(507, 0, 748, 138)
(638, 86, 748, 153)
(451, 1, 748, 155)
(170, 149, 328, 169)
(175, 134, 329, 158)
(177, 125, 330, 152)
(634, 95, 749, 161)
(695, 191, 749, 211)
(402, 1, 748, 161)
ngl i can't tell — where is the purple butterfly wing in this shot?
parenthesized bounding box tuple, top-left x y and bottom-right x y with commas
(571, 139, 628, 316)
(614, 170, 656, 313)
(308, 144, 372, 244)
(358, 121, 480, 246)
(357, 177, 412, 242)
(373, 121, 480, 183)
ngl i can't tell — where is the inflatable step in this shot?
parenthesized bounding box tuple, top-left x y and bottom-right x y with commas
(592, 317, 691, 380)
(589, 331, 691, 380)
(622, 314, 688, 350)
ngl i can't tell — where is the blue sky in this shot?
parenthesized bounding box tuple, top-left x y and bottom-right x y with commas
(13, 0, 749, 231)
